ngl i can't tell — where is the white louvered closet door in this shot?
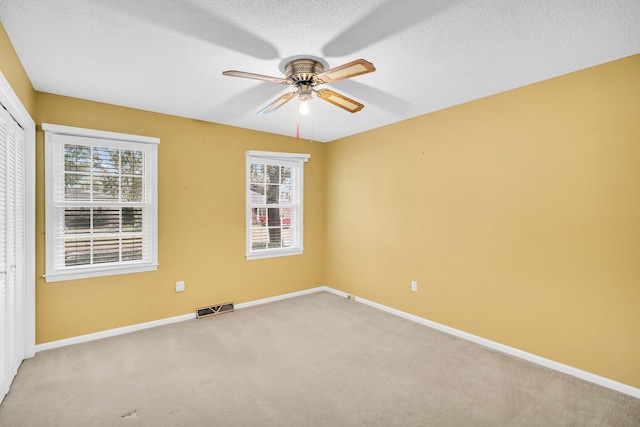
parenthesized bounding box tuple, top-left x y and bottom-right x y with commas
(0, 105, 26, 402)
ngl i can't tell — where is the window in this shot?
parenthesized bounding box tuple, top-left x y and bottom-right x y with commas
(246, 151, 310, 260)
(43, 124, 159, 282)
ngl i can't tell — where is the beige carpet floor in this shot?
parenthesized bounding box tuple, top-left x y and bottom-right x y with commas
(0, 291, 638, 426)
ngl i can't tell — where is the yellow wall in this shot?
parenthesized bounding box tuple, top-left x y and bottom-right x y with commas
(0, 21, 35, 116)
(325, 54, 640, 388)
(34, 93, 326, 343)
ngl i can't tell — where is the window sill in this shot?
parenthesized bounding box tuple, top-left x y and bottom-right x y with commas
(44, 263, 158, 283)
(246, 248, 303, 260)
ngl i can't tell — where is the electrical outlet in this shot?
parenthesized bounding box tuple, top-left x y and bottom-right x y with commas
(176, 281, 185, 293)
(411, 281, 418, 292)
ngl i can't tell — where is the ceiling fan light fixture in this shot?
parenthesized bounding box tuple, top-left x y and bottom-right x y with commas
(297, 85, 313, 115)
(299, 99, 311, 115)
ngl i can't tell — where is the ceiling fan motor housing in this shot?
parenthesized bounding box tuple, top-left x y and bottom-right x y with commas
(285, 59, 325, 86)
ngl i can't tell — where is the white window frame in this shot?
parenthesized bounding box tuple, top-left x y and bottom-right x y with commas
(246, 150, 310, 260)
(43, 123, 159, 282)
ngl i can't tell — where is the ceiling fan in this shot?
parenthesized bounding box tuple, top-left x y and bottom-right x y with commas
(222, 58, 376, 115)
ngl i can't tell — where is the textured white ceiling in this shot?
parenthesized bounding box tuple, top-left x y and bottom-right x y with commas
(1, 0, 639, 142)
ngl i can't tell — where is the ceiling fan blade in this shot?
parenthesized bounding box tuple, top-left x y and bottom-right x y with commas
(315, 89, 364, 113)
(222, 70, 287, 85)
(257, 92, 297, 115)
(315, 59, 375, 84)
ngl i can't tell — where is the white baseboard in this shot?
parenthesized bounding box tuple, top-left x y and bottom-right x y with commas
(343, 291, 640, 400)
(34, 285, 639, 399)
(35, 287, 327, 353)
(35, 313, 196, 352)
(234, 287, 327, 309)
(321, 286, 349, 298)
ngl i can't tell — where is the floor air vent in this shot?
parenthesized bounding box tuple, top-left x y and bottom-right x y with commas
(196, 302, 234, 319)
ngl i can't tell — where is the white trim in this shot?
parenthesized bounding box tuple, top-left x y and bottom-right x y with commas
(246, 150, 310, 163)
(43, 263, 159, 282)
(32, 285, 640, 399)
(321, 286, 349, 298)
(35, 312, 196, 352)
(245, 248, 303, 260)
(41, 123, 159, 145)
(0, 71, 36, 361)
(234, 287, 325, 309)
(35, 287, 326, 352)
(345, 291, 640, 399)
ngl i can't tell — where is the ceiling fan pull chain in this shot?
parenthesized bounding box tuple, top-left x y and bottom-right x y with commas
(310, 101, 314, 143)
(296, 102, 300, 140)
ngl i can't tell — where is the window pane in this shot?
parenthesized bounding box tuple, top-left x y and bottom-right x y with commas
(65, 238, 91, 266)
(122, 176, 143, 202)
(93, 146, 119, 174)
(266, 207, 282, 248)
(282, 207, 292, 248)
(64, 144, 91, 172)
(266, 207, 282, 226)
(65, 208, 90, 234)
(280, 184, 291, 202)
(282, 227, 291, 248)
(250, 184, 265, 204)
(122, 235, 143, 261)
(122, 150, 143, 175)
(267, 227, 282, 249)
(280, 166, 291, 184)
(281, 207, 291, 226)
(93, 237, 120, 264)
(251, 207, 266, 226)
(93, 208, 120, 233)
(266, 165, 279, 183)
(65, 174, 90, 200)
(93, 175, 120, 200)
(266, 184, 279, 204)
(122, 207, 142, 232)
(250, 163, 265, 183)
(251, 223, 268, 250)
